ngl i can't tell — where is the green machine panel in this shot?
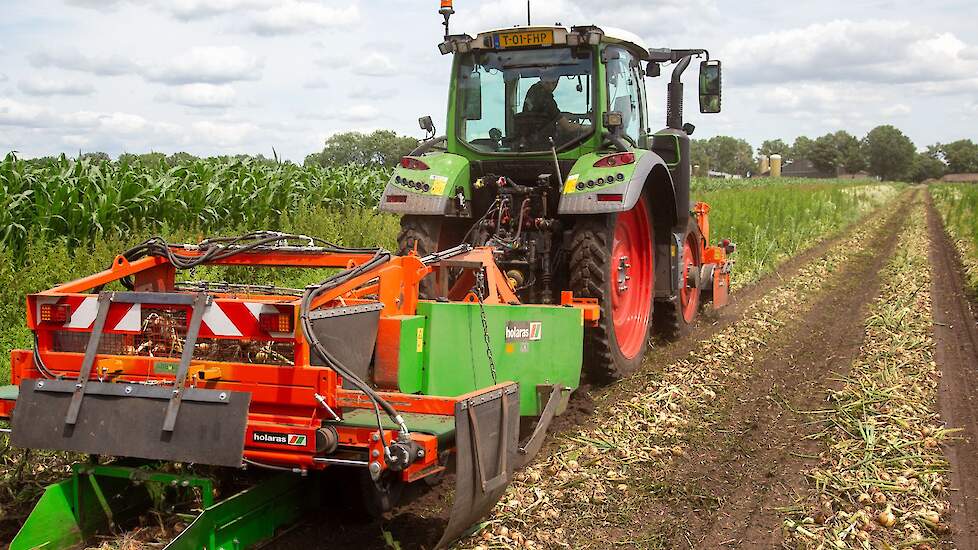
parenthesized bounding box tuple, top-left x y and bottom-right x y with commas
(415, 301, 583, 416)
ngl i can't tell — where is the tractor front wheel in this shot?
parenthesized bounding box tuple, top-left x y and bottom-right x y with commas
(654, 219, 703, 341)
(569, 196, 655, 382)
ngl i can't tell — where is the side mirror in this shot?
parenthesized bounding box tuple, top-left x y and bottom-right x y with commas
(419, 115, 434, 134)
(645, 62, 660, 77)
(460, 70, 482, 120)
(698, 60, 721, 113)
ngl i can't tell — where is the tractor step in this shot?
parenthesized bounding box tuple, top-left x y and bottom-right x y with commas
(10, 463, 312, 550)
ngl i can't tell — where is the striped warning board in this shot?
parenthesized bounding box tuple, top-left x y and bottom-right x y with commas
(35, 295, 295, 338)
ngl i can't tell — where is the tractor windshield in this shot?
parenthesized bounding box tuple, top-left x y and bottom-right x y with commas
(456, 48, 594, 153)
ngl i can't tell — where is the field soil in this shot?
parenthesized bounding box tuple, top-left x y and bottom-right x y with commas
(927, 196, 978, 549)
(638, 198, 913, 547)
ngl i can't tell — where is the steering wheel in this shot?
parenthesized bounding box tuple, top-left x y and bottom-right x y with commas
(512, 112, 558, 144)
(564, 112, 591, 125)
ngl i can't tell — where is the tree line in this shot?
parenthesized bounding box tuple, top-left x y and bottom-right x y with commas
(44, 125, 978, 184)
(692, 125, 978, 182)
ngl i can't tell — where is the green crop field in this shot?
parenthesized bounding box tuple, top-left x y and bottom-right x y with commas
(0, 155, 903, 382)
(931, 183, 978, 292)
(0, 153, 390, 258)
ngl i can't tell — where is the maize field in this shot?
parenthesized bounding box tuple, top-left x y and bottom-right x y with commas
(0, 153, 390, 259)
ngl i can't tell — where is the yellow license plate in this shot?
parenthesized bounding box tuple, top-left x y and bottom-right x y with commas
(494, 30, 554, 49)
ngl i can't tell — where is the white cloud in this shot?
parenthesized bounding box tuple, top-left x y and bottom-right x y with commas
(726, 20, 978, 85)
(29, 49, 138, 76)
(348, 85, 392, 100)
(882, 104, 911, 117)
(303, 104, 381, 122)
(65, 0, 128, 8)
(157, 83, 237, 108)
(29, 46, 261, 85)
(337, 104, 380, 121)
(247, 2, 360, 35)
(0, 98, 60, 128)
(755, 83, 883, 117)
(98, 112, 150, 134)
(62, 134, 92, 147)
(18, 77, 94, 96)
(164, 0, 277, 20)
(143, 47, 262, 84)
(191, 120, 259, 146)
(351, 52, 396, 77)
(302, 78, 330, 90)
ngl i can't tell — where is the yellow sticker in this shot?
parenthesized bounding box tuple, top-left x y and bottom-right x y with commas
(563, 173, 580, 194)
(416, 327, 424, 352)
(430, 175, 448, 195)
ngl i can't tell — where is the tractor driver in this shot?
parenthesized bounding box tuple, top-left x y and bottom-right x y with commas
(521, 75, 585, 141)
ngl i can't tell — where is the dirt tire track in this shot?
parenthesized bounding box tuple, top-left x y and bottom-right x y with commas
(647, 194, 914, 548)
(926, 194, 978, 549)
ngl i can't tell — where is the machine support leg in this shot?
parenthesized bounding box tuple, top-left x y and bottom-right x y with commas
(162, 293, 208, 432)
(64, 293, 112, 425)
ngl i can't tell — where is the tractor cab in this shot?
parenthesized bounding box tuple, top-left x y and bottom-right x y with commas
(448, 26, 650, 157)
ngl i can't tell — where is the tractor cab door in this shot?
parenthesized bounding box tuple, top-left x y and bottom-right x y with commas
(603, 45, 648, 149)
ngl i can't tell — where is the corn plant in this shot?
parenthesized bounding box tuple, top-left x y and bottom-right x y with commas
(0, 153, 391, 259)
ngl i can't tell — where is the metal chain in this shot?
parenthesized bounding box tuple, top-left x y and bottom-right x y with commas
(474, 269, 497, 384)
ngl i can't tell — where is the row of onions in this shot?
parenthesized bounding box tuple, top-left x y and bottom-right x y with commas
(783, 197, 951, 548)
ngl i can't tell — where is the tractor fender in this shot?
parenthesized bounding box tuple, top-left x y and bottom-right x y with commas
(557, 149, 679, 225)
(379, 151, 472, 217)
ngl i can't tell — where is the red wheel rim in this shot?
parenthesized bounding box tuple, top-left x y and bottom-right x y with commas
(609, 197, 653, 359)
(680, 233, 700, 323)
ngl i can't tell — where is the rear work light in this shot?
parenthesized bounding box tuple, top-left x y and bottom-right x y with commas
(400, 157, 430, 170)
(259, 312, 294, 333)
(593, 152, 636, 168)
(40, 303, 72, 324)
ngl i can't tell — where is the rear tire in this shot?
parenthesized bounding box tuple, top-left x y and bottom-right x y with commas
(569, 197, 655, 383)
(654, 219, 703, 341)
(397, 215, 461, 299)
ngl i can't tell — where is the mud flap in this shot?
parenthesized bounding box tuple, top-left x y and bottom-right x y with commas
(435, 383, 520, 550)
(11, 379, 250, 467)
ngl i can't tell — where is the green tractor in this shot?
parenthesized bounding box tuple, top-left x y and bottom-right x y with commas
(380, 8, 732, 381)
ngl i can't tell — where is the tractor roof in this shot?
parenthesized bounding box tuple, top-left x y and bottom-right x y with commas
(461, 25, 651, 60)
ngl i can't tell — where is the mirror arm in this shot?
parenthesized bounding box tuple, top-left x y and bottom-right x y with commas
(602, 131, 631, 153)
(410, 136, 447, 156)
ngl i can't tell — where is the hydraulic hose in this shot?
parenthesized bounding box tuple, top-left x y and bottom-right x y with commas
(120, 233, 412, 459)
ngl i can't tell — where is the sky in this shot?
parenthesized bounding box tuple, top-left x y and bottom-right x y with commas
(1, 0, 977, 161)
